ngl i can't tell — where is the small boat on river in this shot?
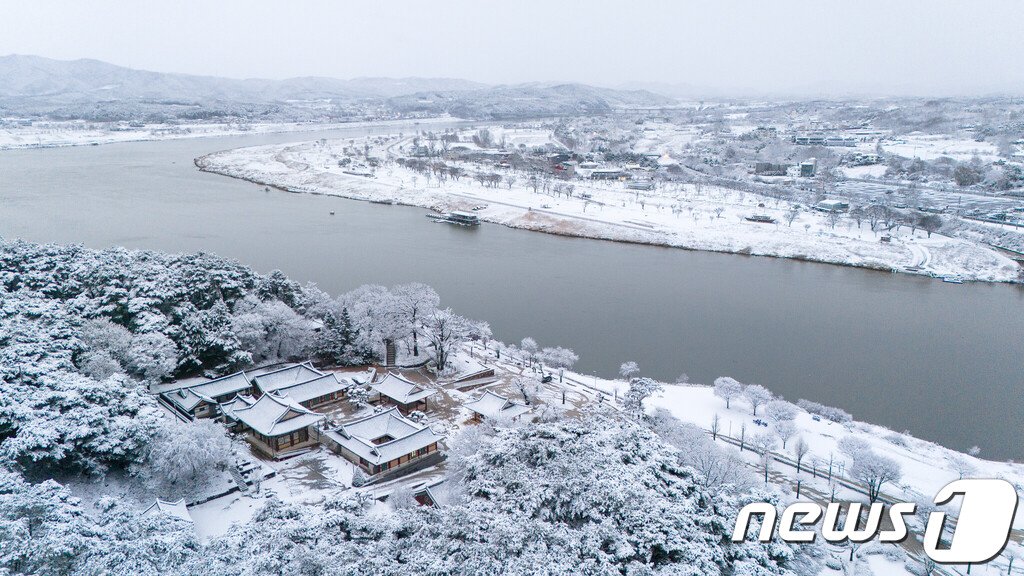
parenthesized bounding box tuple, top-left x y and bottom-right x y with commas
(426, 211, 480, 226)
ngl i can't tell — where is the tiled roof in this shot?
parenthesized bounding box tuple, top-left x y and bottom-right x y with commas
(142, 498, 193, 523)
(370, 372, 436, 405)
(268, 373, 350, 405)
(325, 407, 443, 466)
(464, 390, 532, 420)
(251, 362, 324, 394)
(232, 392, 324, 437)
(158, 371, 253, 411)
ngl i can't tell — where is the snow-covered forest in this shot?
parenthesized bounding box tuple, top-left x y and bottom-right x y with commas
(0, 239, 807, 575)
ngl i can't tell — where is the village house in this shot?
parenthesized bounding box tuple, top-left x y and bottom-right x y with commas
(155, 371, 253, 421)
(369, 372, 436, 413)
(464, 390, 532, 423)
(229, 392, 325, 457)
(322, 407, 444, 477)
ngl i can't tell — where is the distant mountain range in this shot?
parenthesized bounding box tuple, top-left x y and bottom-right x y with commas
(0, 54, 677, 121)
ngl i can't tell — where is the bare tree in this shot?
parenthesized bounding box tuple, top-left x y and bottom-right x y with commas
(785, 208, 799, 227)
(710, 413, 721, 440)
(792, 437, 810, 474)
(917, 214, 943, 237)
(751, 433, 777, 483)
(947, 454, 976, 479)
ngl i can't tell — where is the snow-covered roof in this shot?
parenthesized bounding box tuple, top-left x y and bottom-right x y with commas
(370, 372, 436, 405)
(142, 498, 193, 523)
(157, 371, 253, 411)
(415, 479, 451, 507)
(231, 392, 324, 437)
(325, 407, 444, 466)
(267, 373, 350, 405)
(251, 362, 324, 394)
(464, 391, 532, 420)
(220, 394, 256, 421)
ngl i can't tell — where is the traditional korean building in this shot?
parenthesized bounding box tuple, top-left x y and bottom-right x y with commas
(463, 390, 532, 423)
(156, 371, 253, 421)
(261, 373, 350, 409)
(142, 499, 193, 523)
(413, 479, 450, 507)
(230, 392, 325, 457)
(369, 372, 436, 413)
(251, 362, 325, 396)
(322, 408, 444, 477)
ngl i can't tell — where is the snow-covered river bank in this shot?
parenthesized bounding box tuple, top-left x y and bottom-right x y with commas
(196, 137, 1020, 283)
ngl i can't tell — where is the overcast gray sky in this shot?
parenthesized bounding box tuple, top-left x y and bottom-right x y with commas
(2, 0, 1023, 96)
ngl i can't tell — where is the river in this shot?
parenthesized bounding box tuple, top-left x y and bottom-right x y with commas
(1, 123, 1021, 459)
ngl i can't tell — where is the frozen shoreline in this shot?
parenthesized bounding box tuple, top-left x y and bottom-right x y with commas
(195, 137, 1021, 283)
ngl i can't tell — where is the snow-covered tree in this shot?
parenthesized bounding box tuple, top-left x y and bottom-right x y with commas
(792, 437, 810, 474)
(743, 384, 774, 416)
(850, 450, 902, 502)
(713, 376, 744, 409)
(765, 400, 798, 422)
(619, 360, 640, 381)
(622, 377, 663, 419)
(392, 282, 440, 357)
(142, 419, 233, 496)
(837, 435, 870, 461)
(519, 337, 539, 366)
(423, 308, 470, 373)
(947, 454, 977, 479)
(124, 331, 178, 383)
(539, 346, 578, 382)
(774, 420, 797, 448)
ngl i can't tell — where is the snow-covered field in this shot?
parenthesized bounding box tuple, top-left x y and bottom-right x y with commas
(882, 133, 1001, 162)
(196, 133, 1020, 282)
(0, 116, 456, 150)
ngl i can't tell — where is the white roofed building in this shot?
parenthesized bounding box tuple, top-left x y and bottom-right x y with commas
(155, 371, 253, 421)
(142, 498, 193, 523)
(231, 392, 325, 457)
(251, 362, 324, 395)
(464, 391, 532, 423)
(369, 372, 436, 413)
(322, 407, 444, 478)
